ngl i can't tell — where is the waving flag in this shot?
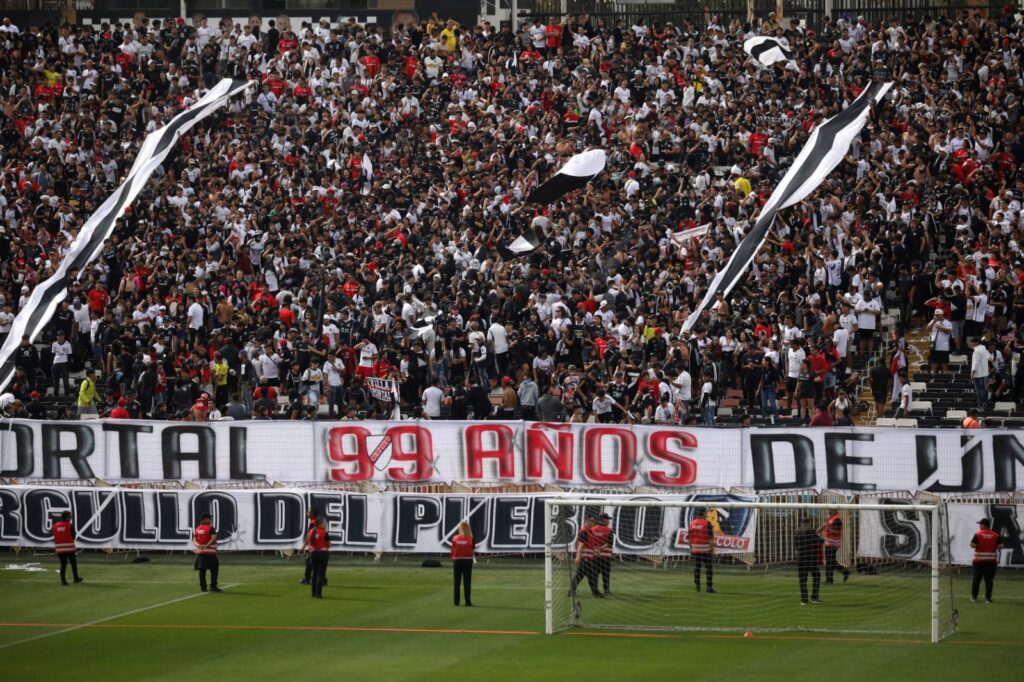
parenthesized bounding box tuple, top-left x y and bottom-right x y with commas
(744, 36, 795, 67)
(682, 81, 893, 332)
(527, 149, 606, 205)
(0, 79, 253, 392)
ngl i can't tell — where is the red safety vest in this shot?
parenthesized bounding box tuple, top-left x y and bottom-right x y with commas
(194, 523, 217, 555)
(823, 513, 843, 548)
(307, 527, 330, 551)
(972, 529, 1001, 564)
(52, 520, 77, 555)
(688, 518, 712, 554)
(590, 524, 614, 559)
(578, 527, 604, 560)
(451, 533, 475, 559)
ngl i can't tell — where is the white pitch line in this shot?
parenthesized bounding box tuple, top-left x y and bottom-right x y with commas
(0, 583, 239, 650)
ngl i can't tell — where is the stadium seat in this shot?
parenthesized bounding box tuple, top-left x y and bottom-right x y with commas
(944, 409, 967, 421)
(993, 402, 1017, 414)
(894, 418, 919, 427)
(875, 418, 897, 427)
(910, 401, 933, 415)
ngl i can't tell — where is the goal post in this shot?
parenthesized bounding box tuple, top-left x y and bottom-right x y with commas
(543, 497, 956, 643)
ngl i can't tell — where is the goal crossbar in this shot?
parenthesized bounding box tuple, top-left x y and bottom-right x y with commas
(543, 497, 949, 642)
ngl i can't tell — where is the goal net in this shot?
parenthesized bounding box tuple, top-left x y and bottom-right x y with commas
(544, 498, 956, 642)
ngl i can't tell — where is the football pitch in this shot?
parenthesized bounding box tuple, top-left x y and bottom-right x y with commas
(1, 554, 1021, 681)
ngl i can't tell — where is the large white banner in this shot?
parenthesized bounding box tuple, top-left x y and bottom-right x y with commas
(1, 420, 1022, 493)
(857, 501, 1024, 567)
(0, 486, 755, 555)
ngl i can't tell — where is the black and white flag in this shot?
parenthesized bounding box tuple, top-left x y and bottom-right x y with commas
(0, 79, 253, 392)
(527, 149, 606, 205)
(682, 81, 893, 332)
(744, 36, 795, 67)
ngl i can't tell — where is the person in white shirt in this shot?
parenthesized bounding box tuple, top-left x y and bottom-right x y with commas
(487, 319, 509, 375)
(654, 394, 677, 425)
(50, 331, 73, 396)
(186, 296, 205, 343)
(672, 369, 692, 419)
(259, 346, 282, 386)
(926, 308, 953, 371)
(785, 339, 806, 416)
(895, 368, 912, 417)
(421, 379, 444, 418)
(854, 291, 881, 353)
(321, 351, 346, 417)
(355, 339, 378, 382)
(970, 337, 992, 409)
(301, 358, 324, 409)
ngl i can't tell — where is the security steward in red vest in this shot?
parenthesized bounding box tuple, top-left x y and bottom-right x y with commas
(451, 520, 475, 607)
(818, 508, 850, 584)
(570, 517, 604, 598)
(52, 510, 83, 586)
(590, 513, 614, 597)
(970, 517, 1004, 603)
(307, 517, 330, 599)
(689, 508, 715, 593)
(301, 508, 327, 586)
(193, 514, 221, 593)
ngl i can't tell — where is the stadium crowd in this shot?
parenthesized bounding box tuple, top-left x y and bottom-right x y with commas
(0, 8, 1023, 426)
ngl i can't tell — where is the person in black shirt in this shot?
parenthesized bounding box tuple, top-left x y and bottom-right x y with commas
(467, 376, 492, 420)
(794, 517, 823, 605)
(14, 336, 39, 391)
(25, 391, 48, 419)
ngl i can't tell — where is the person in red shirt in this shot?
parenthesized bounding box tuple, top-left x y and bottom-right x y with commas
(688, 508, 715, 593)
(52, 510, 83, 585)
(808, 401, 834, 426)
(193, 513, 221, 593)
(450, 520, 475, 606)
(970, 518, 1004, 603)
(545, 20, 563, 52)
(110, 397, 131, 419)
(570, 517, 604, 598)
(307, 516, 331, 599)
(590, 513, 614, 596)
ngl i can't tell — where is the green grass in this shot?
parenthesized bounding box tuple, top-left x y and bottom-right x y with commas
(0, 553, 1021, 681)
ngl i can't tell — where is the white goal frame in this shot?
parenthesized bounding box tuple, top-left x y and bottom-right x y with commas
(543, 498, 947, 643)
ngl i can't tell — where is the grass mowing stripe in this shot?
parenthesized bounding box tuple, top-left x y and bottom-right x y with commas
(0, 583, 239, 650)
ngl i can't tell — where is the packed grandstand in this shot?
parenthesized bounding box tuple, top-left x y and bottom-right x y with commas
(0, 7, 1022, 429)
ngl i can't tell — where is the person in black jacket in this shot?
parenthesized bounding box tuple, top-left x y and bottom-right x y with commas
(14, 336, 39, 391)
(794, 517, 823, 605)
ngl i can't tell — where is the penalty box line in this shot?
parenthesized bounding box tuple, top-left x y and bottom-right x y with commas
(0, 622, 1019, 648)
(0, 583, 240, 651)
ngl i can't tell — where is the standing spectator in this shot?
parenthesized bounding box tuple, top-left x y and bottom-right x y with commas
(869, 358, 891, 418)
(77, 368, 100, 420)
(927, 309, 953, 372)
(50, 331, 73, 397)
(536, 384, 567, 422)
(422, 378, 444, 419)
(14, 336, 39, 392)
(855, 291, 880, 353)
(699, 369, 717, 426)
(970, 337, 991, 409)
(324, 351, 346, 418)
(518, 375, 539, 421)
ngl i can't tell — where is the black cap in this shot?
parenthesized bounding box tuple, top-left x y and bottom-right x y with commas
(978, 518, 992, 527)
